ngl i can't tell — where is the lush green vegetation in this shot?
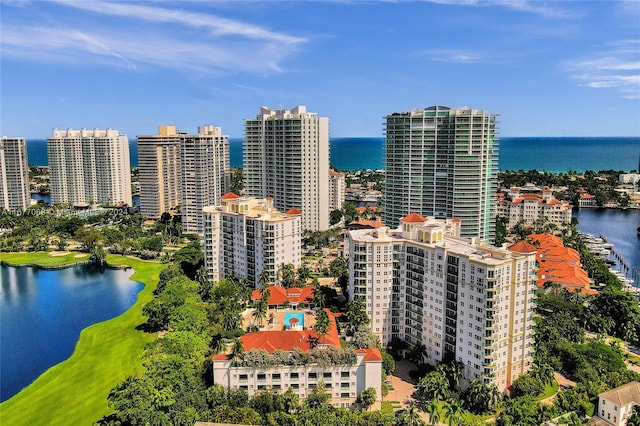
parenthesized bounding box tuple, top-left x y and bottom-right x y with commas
(0, 254, 166, 426)
(499, 168, 636, 207)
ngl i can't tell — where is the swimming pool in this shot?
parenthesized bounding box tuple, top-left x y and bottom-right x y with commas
(284, 312, 305, 329)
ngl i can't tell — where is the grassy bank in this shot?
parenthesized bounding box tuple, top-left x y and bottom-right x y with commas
(0, 251, 90, 267)
(0, 253, 166, 425)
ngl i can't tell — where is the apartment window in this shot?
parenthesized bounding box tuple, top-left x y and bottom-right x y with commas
(308, 372, 317, 380)
(323, 372, 332, 380)
(239, 374, 248, 381)
(257, 374, 266, 381)
(341, 372, 350, 379)
(272, 373, 281, 381)
(290, 372, 299, 380)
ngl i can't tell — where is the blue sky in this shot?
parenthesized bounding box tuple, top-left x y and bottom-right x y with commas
(1, 0, 639, 138)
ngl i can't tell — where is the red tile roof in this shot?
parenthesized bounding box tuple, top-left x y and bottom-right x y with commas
(251, 286, 315, 306)
(527, 233, 597, 295)
(401, 212, 427, 223)
(508, 241, 537, 254)
(240, 308, 341, 352)
(356, 348, 383, 362)
(286, 207, 302, 215)
(221, 192, 240, 200)
(348, 218, 385, 229)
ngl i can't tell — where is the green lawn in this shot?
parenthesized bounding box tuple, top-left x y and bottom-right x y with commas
(0, 253, 166, 426)
(538, 381, 560, 400)
(0, 251, 90, 267)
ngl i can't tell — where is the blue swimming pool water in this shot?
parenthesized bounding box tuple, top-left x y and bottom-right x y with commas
(284, 312, 304, 328)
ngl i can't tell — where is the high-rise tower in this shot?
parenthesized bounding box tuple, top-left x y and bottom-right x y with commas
(137, 126, 182, 219)
(137, 125, 229, 235)
(47, 128, 132, 206)
(244, 106, 329, 231)
(382, 106, 498, 241)
(0, 137, 30, 211)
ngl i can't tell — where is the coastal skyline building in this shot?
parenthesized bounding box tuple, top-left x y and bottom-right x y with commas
(46, 128, 132, 206)
(0, 137, 30, 211)
(382, 106, 499, 242)
(328, 169, 346, 213)
(137, 126, 182, 219)
(137, 125, 230, 234)
(244, 106, 330, 231)
(179, 125, 230, 235)
(203, 193, 302, 287)
(346, 213, 536, 392)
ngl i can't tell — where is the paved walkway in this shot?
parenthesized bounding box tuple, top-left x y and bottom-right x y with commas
(386, 360, 434, 424)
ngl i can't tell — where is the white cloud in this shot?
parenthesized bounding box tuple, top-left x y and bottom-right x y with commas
(423, 0, 572, 18)
(565, 41, 640, 100)
(422, 49, 484, 63)
(0, 1, 307, 76)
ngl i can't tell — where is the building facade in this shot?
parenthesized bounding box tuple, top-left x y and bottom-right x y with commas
(138, 125, 230, 234)
(346, 213, 536, 392)
(212, 309, 382, 408)
(596, 381, 640, 426)
(203, 193, 302, 286)
(382, 106, 498, 241)
(179, 126, 230, 235)
(244, 106, 330, 231)
(0, 137, 30, 211)
(47, 128, 132, 206)
(496, 185, 572, 231)
(329, 169, 346, 213)
(137, 126, 182, 218)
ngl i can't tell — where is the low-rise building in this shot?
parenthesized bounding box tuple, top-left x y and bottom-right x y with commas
(496, 185, 572, 230)
(203, 193, 302, 286)
(594, 381, 640, 425)
(212, 309, 382, 408)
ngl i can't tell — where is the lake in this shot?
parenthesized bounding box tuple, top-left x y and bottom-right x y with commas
(0, 263, 143, 402)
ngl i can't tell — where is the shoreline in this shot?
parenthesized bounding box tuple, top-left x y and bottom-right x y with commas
(0, 252, 166, 425)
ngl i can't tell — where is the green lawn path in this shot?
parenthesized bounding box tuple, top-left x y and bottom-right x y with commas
(0, 253, 166, 425)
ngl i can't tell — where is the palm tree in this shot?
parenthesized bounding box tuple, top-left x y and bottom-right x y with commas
(278, 263, 296, 287)
(312, 278, 325, 309)
(533, 363, 555, 386)
(297, 264, 312, 285)
(417, 371, 449, 403)
(396, 402, 426, 426)
(252, 299, 268, 328)
(423, 399, 441, 426)
(258, 269, 271, 288)
(314, 309, 330, 341)
(230, 337, 244, 364)
(442, 399, 463, 426)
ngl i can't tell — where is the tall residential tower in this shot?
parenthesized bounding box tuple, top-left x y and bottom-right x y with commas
(244, 106, 329, 231)
(0, 137, 30, 211)
(137, 125, 230, 235)
(382, 106, 498, 241)
(47, 128, 132, 206)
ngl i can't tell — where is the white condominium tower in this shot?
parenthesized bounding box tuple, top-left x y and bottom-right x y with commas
(382, 106, 498, 242)
(244, 106, 329, 231)
(137, 125, 230, 235)
(346, 214, 536, 392)
(203, 193, 302, 287)
(47, 128, 132, 206)
(329, 169, 346, 212)
(180, 126, 230, 235)
(137, 126, 182, 219)
(0, 137, 30, 211)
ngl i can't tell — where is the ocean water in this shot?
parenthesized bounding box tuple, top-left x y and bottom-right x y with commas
(26, 137, 639, 172)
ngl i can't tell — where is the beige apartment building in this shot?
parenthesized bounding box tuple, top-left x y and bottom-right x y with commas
(346, 214, 537, 392)
(0, 137, 30, 211)
(329, 169, 346, 213)
(496, 185, 572, 230)
(47, 128, 131, 206)
(137, 125, 229, 235)
(137, 126, 182, 219)
(244, 106, 330, 231)
(203, 193, 302, 287)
